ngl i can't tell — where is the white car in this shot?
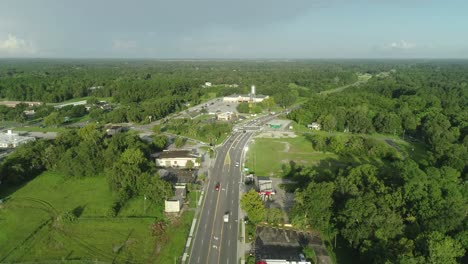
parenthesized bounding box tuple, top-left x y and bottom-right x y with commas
(223, 213, 229, 223)
(299, 253, 306, 262)
(235, 162, 239, 167)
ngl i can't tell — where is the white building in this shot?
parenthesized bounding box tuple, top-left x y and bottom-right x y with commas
(223, 94, 269, 103)
(216, 111, 234, 121)
(155, 150, 200, 168)
(307, 122, 321, 130)
(164, 185, 186, 213)
(0, 130, 35, 148)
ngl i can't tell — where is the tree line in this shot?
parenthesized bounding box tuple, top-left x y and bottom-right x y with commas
(286, 62, 467, 263)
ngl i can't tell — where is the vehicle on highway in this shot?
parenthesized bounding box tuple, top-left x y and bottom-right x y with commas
(223, 213, 229, 222)
(235, 162, 239, 167)
(215, 182, 220, 191)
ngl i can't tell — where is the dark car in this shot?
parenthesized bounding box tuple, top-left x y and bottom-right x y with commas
(215, 182, 220, 191)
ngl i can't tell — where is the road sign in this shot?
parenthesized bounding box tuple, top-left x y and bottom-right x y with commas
(243, 167, 249, 172)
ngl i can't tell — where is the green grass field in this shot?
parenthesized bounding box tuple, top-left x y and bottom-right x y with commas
(0, 172, 193, 263)
(246, 131, 426, 177)
(245, 136, 340, 177)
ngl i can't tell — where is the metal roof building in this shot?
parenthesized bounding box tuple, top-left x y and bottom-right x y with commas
(0, 130, 35, 148)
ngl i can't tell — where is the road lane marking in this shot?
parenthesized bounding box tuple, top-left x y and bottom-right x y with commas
(206, 181, 222, 263)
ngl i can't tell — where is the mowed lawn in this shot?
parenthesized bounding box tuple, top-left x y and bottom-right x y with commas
(0, 172, 192, 263)
(245, 136, 340, 177)
(245, 131, 426, 178)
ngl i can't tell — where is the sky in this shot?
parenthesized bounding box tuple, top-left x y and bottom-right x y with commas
(0, 0, 467, 59)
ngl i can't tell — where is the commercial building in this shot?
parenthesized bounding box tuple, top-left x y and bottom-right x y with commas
(257, 176, 275, 200)
(223, 85, 269, 103)
(253, 226, 324, 264)
(216, 111, 235, 121)
(0, 130, 35, 148)
(155, 150, 200, 168)
(223, 94, 269, 103)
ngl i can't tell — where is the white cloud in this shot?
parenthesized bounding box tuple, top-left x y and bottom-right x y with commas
(0, 34, 37, 56)
(385, 40, 416, 50)
(112, 39, 137, 51)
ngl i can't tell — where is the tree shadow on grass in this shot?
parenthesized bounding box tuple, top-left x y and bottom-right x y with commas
(72, 204, 87, 218)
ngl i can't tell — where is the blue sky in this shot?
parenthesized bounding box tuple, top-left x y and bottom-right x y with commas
(0, 0, 467, 58)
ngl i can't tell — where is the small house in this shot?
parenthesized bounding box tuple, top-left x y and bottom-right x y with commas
(164, 185, 187, 213)
(307, 122, 321, 130)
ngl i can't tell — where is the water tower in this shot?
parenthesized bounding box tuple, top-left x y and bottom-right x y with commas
(250, 85, 256, 102)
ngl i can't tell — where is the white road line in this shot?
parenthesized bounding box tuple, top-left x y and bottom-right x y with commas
(228, 239, 231, 246)
(205, 223, 207, 229)
(197, 256, 200, 263)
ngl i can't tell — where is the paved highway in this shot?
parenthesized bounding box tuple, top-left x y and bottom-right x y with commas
(189, 114, 281, 264)
(189, 131, 251, 264)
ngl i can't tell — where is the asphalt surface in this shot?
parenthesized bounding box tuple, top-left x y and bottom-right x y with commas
(189, 131, 251, 264)
(189, 114, 281, 264)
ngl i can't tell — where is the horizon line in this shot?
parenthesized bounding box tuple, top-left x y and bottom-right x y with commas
(1, 57, 468, 61)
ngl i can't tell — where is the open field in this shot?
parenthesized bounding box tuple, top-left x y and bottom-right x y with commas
(246, 130, 426, 177)
(245, 136, 340, 177)
(0, 172, 192, 263)
(46, 96, 114, 106)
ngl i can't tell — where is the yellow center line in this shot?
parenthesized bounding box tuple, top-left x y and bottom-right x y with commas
(205, 136, 239, 264)
(206, 186, 222, 264)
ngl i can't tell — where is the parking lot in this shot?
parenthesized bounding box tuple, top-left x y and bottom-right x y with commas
(172, 97, 241, 120)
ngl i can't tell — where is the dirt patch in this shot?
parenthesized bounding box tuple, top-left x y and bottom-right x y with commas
(274, 141, 291, 152)
(255, 131, 297, 139)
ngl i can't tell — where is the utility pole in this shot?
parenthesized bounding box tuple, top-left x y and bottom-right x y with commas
(144, 196, 147, 215)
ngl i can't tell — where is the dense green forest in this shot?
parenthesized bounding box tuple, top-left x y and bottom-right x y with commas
(0, 59, 358, 124)
(287, 62, 467, 263)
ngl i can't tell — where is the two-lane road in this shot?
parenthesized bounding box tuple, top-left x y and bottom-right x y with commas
(189, 131, 252, 264)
